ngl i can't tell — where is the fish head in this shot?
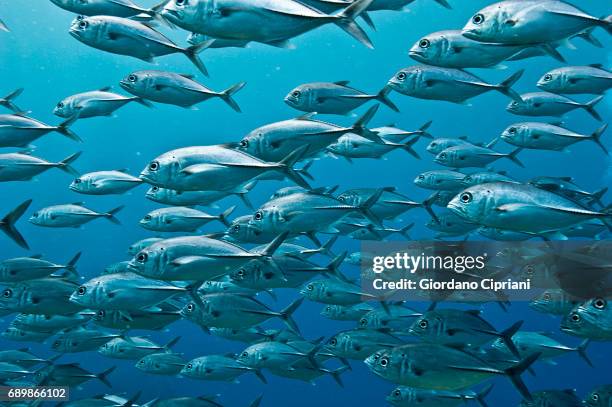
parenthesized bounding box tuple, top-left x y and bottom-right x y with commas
(69, 280, 101, 307)
(386, 387, 411, 405)
(413, 172, 433, 188)
(501, 123, 528, 144)
(180, 359, 199, 376)
(433, 149, 456, 166)
(320, 304, 338, 318)
(27, 209, 48, 226)
(300, 280, 323, 300)
(180, 301, 204, 322)
(345, 252, 361, 265)
(408, 315, 436, 339)
(97, 339, 116, 356)
(129, 245, 164, 278)
(364, 349, 390, 374)
(120, 71, 150, 95)
(50, 337, 65, 352)
(426, 139, 443, 154)
(135, 355, 152, 371)
(225, 215, 260, 243)
(325, 332, 346, 353)
(388, 67, 417, 95)
(536, 69, 563, 92)
(529, 289, 561, 313)
(162, 0, 200, 25)
(229, 261, 259, 286)
(140, 151, 178, 187)
(337, 190, 361, 206)
(447, 185, 492, 224)
(236, 132, 262, 157)
(462, 3, 509, 42)
(69, 176, 89, 193)
(560, 302, 595, 336)
(0, 285, 23, 311)
(284, 85, 309, 110)
(250, 207, 280, 234)
(409, 33, 443, 63)
(237, 346, 263, 368)
(53, 97, 73, 118)
(69, 15, 100, 44)
(506, 98, 527, 114)
(145, 186, 166, 203)
(139, 211, 159, 230)
(584, 386, 610, 407)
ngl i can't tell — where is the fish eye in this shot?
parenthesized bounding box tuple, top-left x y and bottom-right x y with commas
(460, 192, 472, 203)
(397, 72, 406, 81)
(137, 253, 148, 263)
(57, 102, 64, 108)
(544, 73, 553, 81)
(439, 153, 446, 159)
(186, 303, 194, 312)
(148, 161, 159, 171)
(472, 13, 485, 25)
(511, 101, 518, 107)
(52, 340, 61, 348)
(78, 20, 88, 29)
(241, 351, 248, 358)
(32, 212, 39, 218)
(419, 39, 430, 48)
(292, 90, 301, 98)
(239, 140, 249, 148)
(592, 393, 599, 401)
(128, 74, 137, 82)
(393, 389, 401, 397)
(237, 269, 245, 277)
(186, 363, 192, 369)
(543, 293, 551, 301)
(525, 265, 534, 275)
(418, 319, 428, 329)
(144, 215, 152, 221)
(359, 318, 367, 326)
(233, 224, 240, 231)
(306, 283, 314, 291)
(373, 352, 381, 360)
(3, 288, 12, 298)
(254, 211, 263, 221)
(98, 310, 105, 317)
(74, 178, 82, 184)
(338, 196, 345, 202)
(418, 175, 425, 180)
(570, 313, 580, 322)
(176, 0, 186, 5)
(464, 176, 472, 182)
(77, 286, 86, 295)
(151, 186, 159, 192)
(508, 127, 516, 134)
(379, 356, 389, 367)
(593, 298, 607, 310)
(139, 360, 145, 365)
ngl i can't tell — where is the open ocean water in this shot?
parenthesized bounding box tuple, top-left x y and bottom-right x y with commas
(0, 0, 611, 406)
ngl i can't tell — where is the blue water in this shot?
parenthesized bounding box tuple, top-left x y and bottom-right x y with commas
(0, 0, 610, 406)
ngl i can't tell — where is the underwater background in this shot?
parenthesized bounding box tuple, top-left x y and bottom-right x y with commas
(0, 0, 610, 405)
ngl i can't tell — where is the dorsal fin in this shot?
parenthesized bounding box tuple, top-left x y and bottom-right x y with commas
(334, 80, 350, 86)
(29, 254, 43, 259)
(588, 63, 604, 69)
(296, 112, 317, 120)
(98, 86, 112, 92)
(179, 73, 195, 79)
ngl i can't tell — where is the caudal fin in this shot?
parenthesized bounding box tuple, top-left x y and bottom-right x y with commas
(0, 88, 23, 112)
(496, 69, 524, 102)
(475, 384, 494, 407)
(218, 205, 235, 227)
(434, 0, 452, 8)
(97, 365, 116, 388)
(576, 339, 593, 367)
(351, 104, 380, 141)
(376, 86, 399, 112)
(218, 82, 246, 112)
(397, 138, 420, 159)
(416, 120, 433, 139)
(0, 199, 32, 249)
(280, 298, 304, 334)
(506, 148, 524, 168)
(0, 19, 8, 32)
(65, 251, 82, 276)
(590, 123, 608, 154)
(57, 151, 82, 176)
(504, 353, 540, 401)
(590, 186, 608, 208)
(334, 0, 375, 49)
(56, 116, 82, 142)
(183, 41, 212, 77)
(357, 188, 384, 227)
(498, 320, 524, 358)
(277, 145, 312, 189)
(105, 206, 125, 225)
(131, 97, 155, 109)
(583, 95, 604, 121)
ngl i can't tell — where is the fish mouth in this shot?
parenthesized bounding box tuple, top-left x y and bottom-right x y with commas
(408, 49, 424, 58)
(119, 81, 132, 90)
(139, 174, 154, 184)
(461, 28, 479, 40)
(162, 8, 183, 21)
(68, 29, 81, 40)
(68, 184, 79, 192)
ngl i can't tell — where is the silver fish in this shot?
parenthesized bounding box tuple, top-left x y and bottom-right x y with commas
(70, 170, 143, 195)
(0, 151, 81, 182)
(51, 327, 121, 353)
(145, 181, 256, 208)
(386, 385, 493, 407)
(414, 170, 465, 191)
(0, 252, 80, 282)
(136, 352, 185, 375)
(0, 278, 83, 315)
(139, 206, 233, 232)
(506, 92, 603, 120)
(501, 122, 608, 154)
(561, 298, 612, 341)
(99, 335, 180, 360)
(54, 87, 152, 119)
(537, 64, 612, 95)
(29, 203, 123, 228)
(0, 113, 80, 147)
(180, 354, 264, 383)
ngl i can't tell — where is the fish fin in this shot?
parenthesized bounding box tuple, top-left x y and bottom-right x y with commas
(57, 151, 82, 176)
(279, 298, 304, 334)
(504, 353, 540, 402)
(505, 148, 524, 167)
(183, 41, 211, 77)
(375, 86, 399, 112)
(248, 394, 263, 407)
(590, 123, 608, 154)
(105, 205, 124, 225)
(537, 44, 566, 62)
(0, 88, 23, 112)
(0, 199, 32, 249)
(583, 95, 604, 121)
(55, 116, 82, 142)
(434, 0, 452, 8)
(97, 366, 116, 388)
(218, 82, 246, 112)
(0, 19, 8, 32)
(495, 69, 524, 102)
(65, 251, 82, 276)
(275, 145, 311, 189)
(350, 104, 381, 141)
(218, 205, 235, 227)
(576, 339, 593, 367)
(334, 0, 375, 49)
(334, 80, 351, 86)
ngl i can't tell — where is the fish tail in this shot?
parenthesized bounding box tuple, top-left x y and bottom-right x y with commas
(65, 251, 82, 276)
(276, 145, 312, 189)
(434, 0, 452, 8)
(601, 14, 612, 35)
(327, 365, 350, 387)
(360, 12, 376, 30)
(253, 369, 267, 384)
(536, 44, 566, 63)
(324, 251, 347, 278)
(496, 69, 524, 102)
(590, 186, 608, 208)
(498, 320, 524, 358)
(590, 123, 608, 155)
(503, 352, 540, 402)
(235, 181, 257, 209)
(575, 27, 603, 48)
(399, 138, 420, 159)
(375, 86, 399, 112)
(218, 81, 246, 113)
(351, 104, 380, 141)
(334, 0, 375, 49)
(357, 188, 384, 227)
(146, 0, 176, 29)
(279, 297, 304, 334)
(0, 19, 8, 32)
(576, 339, 593, 367)
(583, 95, 604, 121)
(164, 335, 181, 350)
(475, 384, 494, 407)
(0, 199, 32, 250)
(296, 160, 315, 181)
(0, 87, 23, 112)
(417, 120, 433, 139)
(57, 151, 82, 176)
(398, 222, 414, 239)
(105, 205, 125, 225)
(319, 235, 338, 257)
(183, 41, 212, 77)
(506, 148, 524, 168)
(218, 205, 236, 227)
(56, 116, 82, 142)
(97, 365, 116, 388)
(121, 391, 142, 407)
(132, 97, 154, 109)
(248, 394, 263, 407)
(422, 193, 440, 224)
